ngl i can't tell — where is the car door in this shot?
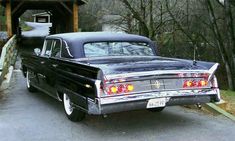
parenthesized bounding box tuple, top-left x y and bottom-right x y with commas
(38, 39, 58, 97)
(45, 39, 63, 98)
(42, 39, 74, 99)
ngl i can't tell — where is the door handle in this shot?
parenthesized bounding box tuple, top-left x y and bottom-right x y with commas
(52, 64, 58, 68)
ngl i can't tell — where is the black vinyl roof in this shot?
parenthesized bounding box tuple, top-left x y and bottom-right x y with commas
(47, 32, 152, 43)
(46, 32, 155, 58)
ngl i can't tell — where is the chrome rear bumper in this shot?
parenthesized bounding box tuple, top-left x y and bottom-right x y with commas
(87, 88, 220, 115)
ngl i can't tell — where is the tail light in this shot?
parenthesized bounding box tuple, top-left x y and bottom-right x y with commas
(183, 79, 208, 88)
(127, 84, 134, 92)
(109, 85, 118, 94)
(106, 83, 134, 95)
(180, 73, 210, 88)
(198, 80, 208, 87)
(183, 80, 194, 87)
(118, 84, 125, 93)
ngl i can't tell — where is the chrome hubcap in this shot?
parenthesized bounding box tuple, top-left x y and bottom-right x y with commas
(63, 94, 73, 115)
(26, 71, 30, 88)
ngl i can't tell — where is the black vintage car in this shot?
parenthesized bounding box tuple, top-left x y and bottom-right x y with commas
(21, 32, 220, 122)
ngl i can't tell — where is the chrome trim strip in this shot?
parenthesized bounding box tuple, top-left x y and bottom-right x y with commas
(100, 86, 212, 98)
(208, 63, 219, 80)
(208, 63, 219, 74)
(98, 89, 219, 105)
(37, 73, 46, 78)
(64, 41, 74, 58)
(213, 76, 221, 100)
(105, 63, 219, 80)
(105, 70, 210, 79)
(95, 80, 102, 98)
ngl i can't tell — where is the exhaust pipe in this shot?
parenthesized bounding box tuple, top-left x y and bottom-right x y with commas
(196, 103, 202, 109)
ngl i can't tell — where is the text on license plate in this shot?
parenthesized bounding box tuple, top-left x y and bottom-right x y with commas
(147, 98, 166, 108)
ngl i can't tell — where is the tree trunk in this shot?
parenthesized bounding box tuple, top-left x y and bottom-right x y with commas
(225, 62, 234, 90)
(224, 0, 235, 90)
(149, 0, 155, 40)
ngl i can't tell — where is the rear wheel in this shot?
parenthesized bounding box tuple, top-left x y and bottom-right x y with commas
(63, 93, 85, 122)
(26, 70, 37, 92)
(148, 107, 165, 112)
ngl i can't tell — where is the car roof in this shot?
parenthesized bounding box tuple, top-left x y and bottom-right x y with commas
(47, 32, 152, 43)
(46, 32, 155, 58)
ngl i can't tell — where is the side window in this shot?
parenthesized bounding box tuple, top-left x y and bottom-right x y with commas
(61, 41, 74, 58)
(51, 39, 61, 58)
(42, 40, 53, 57)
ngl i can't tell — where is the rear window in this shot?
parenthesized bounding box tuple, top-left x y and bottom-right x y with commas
(84, 42, 154, 57)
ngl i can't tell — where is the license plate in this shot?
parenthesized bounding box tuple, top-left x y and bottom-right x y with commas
(147, 98, 166, 108)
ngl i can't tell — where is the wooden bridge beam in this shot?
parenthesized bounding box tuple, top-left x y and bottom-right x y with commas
(5, 1, 12, 37)
(73, 2, 79, 32)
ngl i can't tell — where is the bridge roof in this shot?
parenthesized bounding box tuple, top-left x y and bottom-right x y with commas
(0, 0, 87, 6)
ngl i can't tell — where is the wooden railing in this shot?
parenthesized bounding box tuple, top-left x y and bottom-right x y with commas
(0, 35, 18, 85)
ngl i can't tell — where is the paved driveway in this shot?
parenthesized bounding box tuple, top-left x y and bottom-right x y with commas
(0, 71, 235, 141)
(22, 22, 52, 37)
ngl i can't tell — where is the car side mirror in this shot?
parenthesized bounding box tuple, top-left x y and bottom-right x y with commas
(34, 48, 41, 56)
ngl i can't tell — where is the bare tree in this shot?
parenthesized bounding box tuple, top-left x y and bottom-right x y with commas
(165, 0, 235, 90)
(79, 0, 235, 90)
(118, 0, 171, 40)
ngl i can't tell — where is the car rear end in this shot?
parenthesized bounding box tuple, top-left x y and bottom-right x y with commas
(87, 64, 220, 115)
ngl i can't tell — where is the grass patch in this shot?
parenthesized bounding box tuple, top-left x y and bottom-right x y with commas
(221, 90, 235, 96)
(220, 90, 235, 115)
(20, 21, 33, 31)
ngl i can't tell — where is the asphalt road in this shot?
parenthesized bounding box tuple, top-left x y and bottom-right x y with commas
(18, 21, 49, 55)
(0, 70, 235, 141)
(22, 22, 52, 37)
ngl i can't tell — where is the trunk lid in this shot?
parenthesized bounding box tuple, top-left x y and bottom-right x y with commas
(77, 56, 212, 75)
(74, 56, 219, 97)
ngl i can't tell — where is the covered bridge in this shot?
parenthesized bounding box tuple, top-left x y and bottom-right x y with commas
(0, 0, 86, 38)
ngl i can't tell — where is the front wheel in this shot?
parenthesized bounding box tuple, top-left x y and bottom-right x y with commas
(26, 70, 37, 92)
(63, 93, 85, 122)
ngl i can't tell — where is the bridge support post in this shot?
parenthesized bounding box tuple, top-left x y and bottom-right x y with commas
(73, 2, 79, 32)
(5, 1, 12, 37)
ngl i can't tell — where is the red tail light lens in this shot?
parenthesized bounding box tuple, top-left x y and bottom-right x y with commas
(106, 84, 134, 95)
(126, 84, 134, 92)
(183, 80, 193, 88)
(118, 84, 125, 93)
(198, 80, 208, 87)
(183, 79, 208, 88)
(109, 85, 118, 94)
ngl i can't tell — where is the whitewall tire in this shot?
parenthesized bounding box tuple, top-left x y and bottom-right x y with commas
(26, 70, 37, 92)
(63, 93, 85, 122)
